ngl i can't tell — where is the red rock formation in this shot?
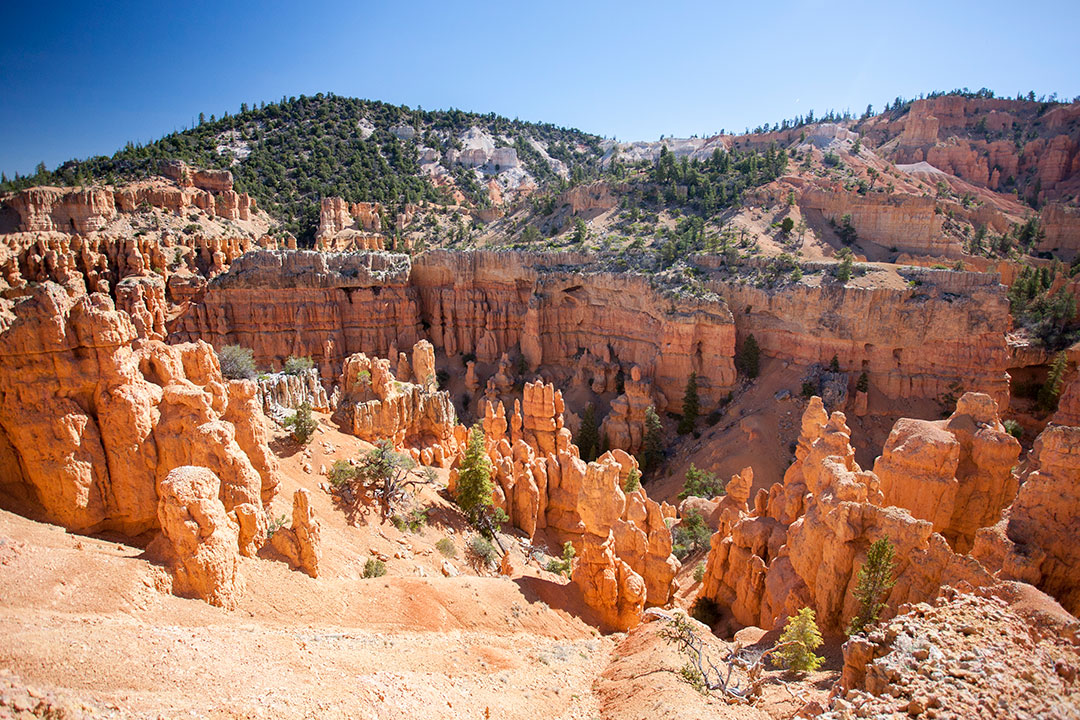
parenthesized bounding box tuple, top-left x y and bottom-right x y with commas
(600, 365, 654, 454)
(972, 424, 1080, 615)
(269, 488, 321, 578)
(332, 341, 460, 467)
(461, 381, 679, 631)
(154, 465, 244, 608)
(697, 398, 993, 633)
(559, 182, 617, 214)
(874, 393, 1020, 553)
(0, 283, 276, 536)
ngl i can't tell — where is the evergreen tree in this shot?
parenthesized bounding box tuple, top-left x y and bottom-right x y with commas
(836, 248, 854, 282)
(1039, 351, 1068, 411)
(284, 401, 317, 445)
(456, 424, 494, 524)
(829, 355, 840, 373)
(576, 403, 600, 461)
(678, 372, 699, 434)
(847, 538, 897, 635)
(773, 608, 825, 673)
(642, 406, 664, 473)
(736, 334, 761, 379)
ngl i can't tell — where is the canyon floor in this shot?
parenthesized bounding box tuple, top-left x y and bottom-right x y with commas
(0, 416, 836, 720)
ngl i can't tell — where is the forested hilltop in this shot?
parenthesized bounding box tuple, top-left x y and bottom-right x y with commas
(1, 94, 605, 241)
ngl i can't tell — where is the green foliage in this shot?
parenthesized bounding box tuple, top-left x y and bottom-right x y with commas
(835, 247, 854, 282)
(642, 406, 664, 474)
(266, 513, 288, 538)
(455, 424, 494, 524)
(801, 381, 817, 398)
(22, 94, 604, 243)
(622, 467, 641, 493)
(679, 464, 726, 500)
(1003, 419, 1024, 440)
(736, 334, 761, 379)
(780, 216, 795, 234)
(284, 401, 318, 444)
(1008, 266, 1077, 350)
(283, 355, 314, 375)
(1039, 351, 1069, 411)
(693, 561, 706, 583)
(773, 608, 825, 673)
(218, 344, 256, 379)
(465, 535, 498, 574)
(392, 507, 429, 533)
(545, 541, 576, 577)
(363, 558, 387, 578)
(328, 459, 357, 487)
(649, 143, 788, 217)
(829, 355, 840, 373)
(856, 371, 869, 393)
(672, 509, 712, 560)
(678, 372, 700, 435)
(575, 403, 600, 461)
(847, 538, 897, 636)
(436, 538, 457, 558)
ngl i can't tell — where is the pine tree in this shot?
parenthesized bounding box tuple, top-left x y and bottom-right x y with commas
(773, 608, 825, 673)
(576, 403, 600, 461)
(284, 401, 317, 445)
(1039, 351, 1068, 411)
(678, 372, 699, 434)
(456, 424, 494, 524)
(736, 335, 761, 379)
(847, 538, 897, 635)
(642, 406, 664, 473)
(829, 355, 840, 373)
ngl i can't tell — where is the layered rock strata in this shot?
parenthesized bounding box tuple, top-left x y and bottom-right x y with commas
(0, 282, 277, 536)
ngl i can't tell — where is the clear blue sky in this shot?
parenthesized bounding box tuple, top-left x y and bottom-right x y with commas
(3, 0, 1078, 176)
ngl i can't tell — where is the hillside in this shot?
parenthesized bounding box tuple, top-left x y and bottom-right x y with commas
(1, 94, 605, 242)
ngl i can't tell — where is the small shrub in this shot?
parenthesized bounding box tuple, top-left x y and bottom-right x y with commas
(363, 558, 387, 578)
(466, 535, 498, 574)
(693, 561, 706, 583)
(283, 355, 314, 375)
(773, 607, 825, 673)
(284, 401, 318, 444)
(218, 345, 256, 380)
(622, 467, 641, 493)
(1003, 419, 1023, 440)
(266, 513, 288, 538)
(545, 541, 576, 577)
(672, 510, 712, 560)
(801, 380, 817, 398)
(436, 538, 457, 558)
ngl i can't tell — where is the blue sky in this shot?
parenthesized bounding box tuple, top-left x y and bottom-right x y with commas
(2, 0, 1078, 176)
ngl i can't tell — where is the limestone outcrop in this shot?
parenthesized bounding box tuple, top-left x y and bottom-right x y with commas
(874, 393, 1020, 553)
(256, 368, 332, 423)
(459, 381, 679, 630)
(972, 424, 1080, 615)
(332, 341, 460, 466)
(269, 488, 321, 578)
(0, 283, 276, 536)
(155, 466, 244, 609)
(697, 397, 992, 633)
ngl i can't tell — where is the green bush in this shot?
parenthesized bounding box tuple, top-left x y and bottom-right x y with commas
(847, 538, 896, 635)
(284, 401, 318, 444)
(545, 541, 576, 577)
(465, 535, 498, 574)
(679, 464, 725, 500)
(773, 607, 825, 673)
(283, 355, 314, 375)
(436, 538, 457, 558)
(622, 467, 641, 493)
(218, 345, 256, 380)
(1003, 419, 1024, 440)
(363, 558, 387, 578)
(801, 381, 817, 398)
(672, 510, 712, 560)
(736, 335, 760, 379)
(693, 561, 706, 583)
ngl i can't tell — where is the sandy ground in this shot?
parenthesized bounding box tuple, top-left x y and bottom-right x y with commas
(0, 415, 841, 719)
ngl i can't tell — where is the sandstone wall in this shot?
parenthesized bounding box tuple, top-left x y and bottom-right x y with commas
(711, 267, 1011, 407)
(799, 187, 953, 256)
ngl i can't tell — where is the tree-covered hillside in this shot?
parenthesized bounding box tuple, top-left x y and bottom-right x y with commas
(2, 94, 604, 242)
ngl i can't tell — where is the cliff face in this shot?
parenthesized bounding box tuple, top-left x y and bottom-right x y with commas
(799, 188, 952, 257)
(0, 282, 278, 536)
(715, 267, 1011, 406)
